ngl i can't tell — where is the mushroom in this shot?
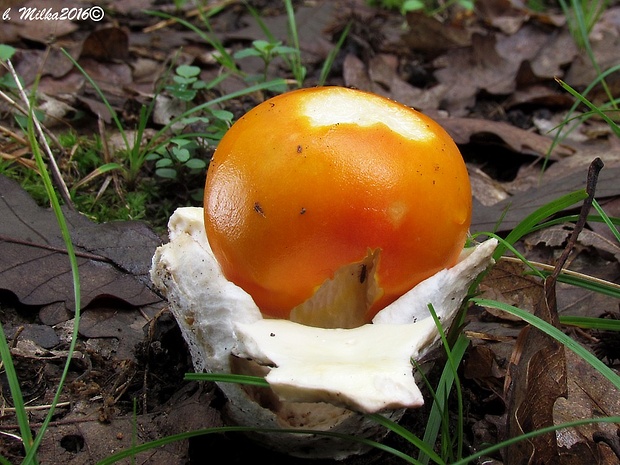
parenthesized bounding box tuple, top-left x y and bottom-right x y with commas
(203, 86, 472, 324)
(150, 87, 497, 459)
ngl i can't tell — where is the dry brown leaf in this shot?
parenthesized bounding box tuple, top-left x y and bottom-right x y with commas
(504, 85, 576, 110)
(503, 159, 607, 465)
(433, 22, 577, 114)
(80, 27, 129, 61)
(475, 0, 529, 34)
(479, 260, 542, 320)
(342, 53, 445, 111)
(0, 175, 162, 312)
(503, 275, 568, 465)
(554, 350, 620, 464)
(402, 12, 472, 52)
(37, 383, 220, 464)
(472, 166, 620, 234)
(463, 345, 507, 400)
(527, 226, 620, 263)
(438, 117, 574, 159)
(7, 0, 78, 44)
(468, 165, 511, 207)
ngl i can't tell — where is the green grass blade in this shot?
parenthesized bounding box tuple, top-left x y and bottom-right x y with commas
(429, 305, 465, 461)
(560, 315, 620, 330)
(244, 1, 277, 43)
(146, 10, 239, 73)
(592, 199, 620, 242)
(0, 322, 35, 458)
(531, 213, 620, 233)
(470, 231, 545, 279)
(556, 78, 620, 137)
(367, 414, 445, 465)
(418, 334, 470, 465)
(471, 298, 620, 391)
(546, 63, 620, 161)
(283, 0, 305, 86)
(453, 416, 620, 465)
(15, 67, 82, 465)
(184, 372, 269, 387)
(553, 272, 620, 299)
(96, 424, 419, 465)
(490, 189, 589, 260)
(319, 21, 351, 86)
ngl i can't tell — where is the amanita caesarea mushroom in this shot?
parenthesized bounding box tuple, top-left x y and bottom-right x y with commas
(150, 87, 497, 459)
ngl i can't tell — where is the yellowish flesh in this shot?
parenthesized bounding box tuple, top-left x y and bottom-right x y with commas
(289, 249, 382, 329)
(301, 88, 435, 142)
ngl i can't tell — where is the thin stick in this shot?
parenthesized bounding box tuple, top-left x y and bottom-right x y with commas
(2, 401, 71, 413)
(3, 60, 75, 210)
(499, 256, 620, 292)
(551, 157, 604, 280)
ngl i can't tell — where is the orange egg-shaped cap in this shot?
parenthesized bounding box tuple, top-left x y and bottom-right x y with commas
(204, 86, 471, 321)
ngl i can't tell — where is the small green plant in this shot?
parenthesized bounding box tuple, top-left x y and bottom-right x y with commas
(150, 0, 316, 91)
(244, 0, 307, 87)
(368, 0, 475, 16)
(146, 137, 207, 180)
(0, 45, 19, 89)
(144, 105, 232, 185)
(62, 48, 282, 187)
(165, 64, 208, 102)
(234, 39, 301, 86)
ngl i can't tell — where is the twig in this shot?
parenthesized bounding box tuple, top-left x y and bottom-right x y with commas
(0, 123, 28, 145)
(3, 59, 75, 210)
(1, 401, 71, 413)
(0, 415, 98, 430)
(550, 157, 604, 281)
(542, 157, 604, 327)
(0, 91, 67, 155)
(0, 430, 23, 442)
(499, 256, 620, 292)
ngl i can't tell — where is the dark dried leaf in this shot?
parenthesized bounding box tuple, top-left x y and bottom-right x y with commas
(438, 117, 574, 159)
(480, 260, 542, 318)
(463, 345, 506, 399)
(37, 383, 220, 463)
(503, 274, 568, 465)
(433, 22, 577, 114)
(80, 27, 129, 61)
(555, 351, 620, 464)
(0, 175, 162, 311)
(403, 12, 472, 52)
(471, 166, 620, 234)
(503, 160, 605, 465)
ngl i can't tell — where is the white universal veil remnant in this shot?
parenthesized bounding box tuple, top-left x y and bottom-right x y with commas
(150, 207, 497, 459)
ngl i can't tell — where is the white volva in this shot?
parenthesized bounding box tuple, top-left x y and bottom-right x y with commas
(150, 207, 497, 458)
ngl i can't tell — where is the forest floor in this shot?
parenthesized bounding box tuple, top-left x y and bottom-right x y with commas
(1, 0, 620, 463)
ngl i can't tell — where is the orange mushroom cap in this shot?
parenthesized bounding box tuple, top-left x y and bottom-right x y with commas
(204, 86, 471, 322)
